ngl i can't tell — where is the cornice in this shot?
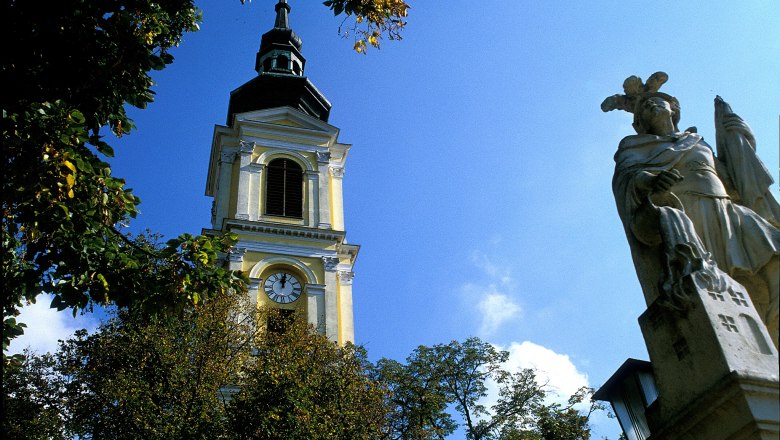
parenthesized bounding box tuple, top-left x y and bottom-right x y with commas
(237, 123, 336, 148)
(253, 140, 325, 163)
(238, 240, 338, 259)
(212, 128, 332, 157)
(224, 218, 345, 242)
(233, 107, 339, 144)
(234, 106, 335, 131)
(337, 243, 360, 264)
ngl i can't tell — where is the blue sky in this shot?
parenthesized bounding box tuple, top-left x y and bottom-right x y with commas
(11, 1, 779, 438)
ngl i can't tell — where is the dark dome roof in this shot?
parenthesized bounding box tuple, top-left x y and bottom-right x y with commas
(226, 0, 331, 124)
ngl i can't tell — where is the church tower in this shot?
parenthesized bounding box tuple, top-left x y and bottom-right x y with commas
(204, 0, 358, 344)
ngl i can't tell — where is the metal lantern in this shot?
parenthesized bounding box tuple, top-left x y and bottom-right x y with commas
(594, 359, 658, 440)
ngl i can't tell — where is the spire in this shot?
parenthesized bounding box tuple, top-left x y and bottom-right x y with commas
(274, 0, 290, 29)
(256, 0, 302, 74)
(226, 0, 332, 124)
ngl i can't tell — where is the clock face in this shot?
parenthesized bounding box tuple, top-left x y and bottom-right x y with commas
(263, 272, 302, 304)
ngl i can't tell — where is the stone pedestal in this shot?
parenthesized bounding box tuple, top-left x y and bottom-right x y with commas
(638, 272, 779, 440)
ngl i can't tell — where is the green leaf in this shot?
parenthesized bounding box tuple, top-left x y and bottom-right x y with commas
(95, 141, 115, 157)
(149, 55, 165, 71)
(69, 110, 85, 124)
(50, 296, 66, 311)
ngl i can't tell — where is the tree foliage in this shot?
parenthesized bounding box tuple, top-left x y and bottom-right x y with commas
(376, 338, 598, 440)
(323, 0, 410, 53)
(55, 293, 255, 439)
(4, 314, 601, 440)
(2, 352, 66, 440)
(1, 290, 256, 439)
(376, 356, 457, 439)
(533, 387, 598, 440)
(2, 0, 247, 364)
(3, 0, 413, 366)
(2, 304, 389, 439)
(225, 311, 389, 439)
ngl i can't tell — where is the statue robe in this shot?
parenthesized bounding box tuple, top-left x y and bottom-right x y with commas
(612, 132, 780, 310)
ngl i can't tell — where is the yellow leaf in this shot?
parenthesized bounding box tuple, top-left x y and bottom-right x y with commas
(97, 273, 109, 290)
(64, 160, 77, 173)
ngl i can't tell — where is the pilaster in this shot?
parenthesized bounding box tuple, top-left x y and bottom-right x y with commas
(337, 270, 355, 344)
(317, 151, 332, 229)
(248, 278, 261, 308)
(234, 141, 255, 220)
(247, 162, 263, 220)
(305, 170, 320, 227)
(305, 283, 326, 335)
(228, 247, 247, 272)
(329, 166, 345, 231)
(215, 150, 236, 228)
(322, 256, 339, 343)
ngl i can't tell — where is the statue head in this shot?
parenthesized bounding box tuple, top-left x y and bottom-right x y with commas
(632, 93, 681, 134)
(601, 72, 681, 134)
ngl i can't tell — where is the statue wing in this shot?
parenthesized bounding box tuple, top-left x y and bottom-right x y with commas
(714, 96, 780, 225)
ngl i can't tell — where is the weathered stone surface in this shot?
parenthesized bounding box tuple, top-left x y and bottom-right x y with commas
(602, 73, 780, 439)
(638, 273, 778, 438)
(603, 72, 779, 348)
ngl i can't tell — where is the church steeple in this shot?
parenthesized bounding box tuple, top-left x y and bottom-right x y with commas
(227, 0, 331, 125)
(206, 1, 359, 346)
(255, 0, 303, 75)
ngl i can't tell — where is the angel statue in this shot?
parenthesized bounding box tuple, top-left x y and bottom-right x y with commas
(602, 72, 779, 348)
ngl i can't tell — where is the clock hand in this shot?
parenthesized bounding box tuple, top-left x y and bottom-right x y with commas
(280, 274, 287, 288)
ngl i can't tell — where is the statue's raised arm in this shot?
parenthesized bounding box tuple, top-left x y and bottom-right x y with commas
(714, 96, 780, 226)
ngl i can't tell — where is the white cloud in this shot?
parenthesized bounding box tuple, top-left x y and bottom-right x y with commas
(7, 296, 99, 356)
(482, 341, 590, 415)
(469, 287, 521, 336)
(461, 255, 589, 409)
(463, 251, 521, 336)
(461, 252, 586, 412)
(503, 341, 589, 403)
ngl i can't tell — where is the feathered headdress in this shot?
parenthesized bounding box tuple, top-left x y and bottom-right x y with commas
(602, 72, 681, 133)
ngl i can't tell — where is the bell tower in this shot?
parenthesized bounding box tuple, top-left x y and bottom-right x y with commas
(204, 0, 358, 344)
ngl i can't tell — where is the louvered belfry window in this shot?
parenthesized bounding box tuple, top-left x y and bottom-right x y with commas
(265, 158, 303, 218)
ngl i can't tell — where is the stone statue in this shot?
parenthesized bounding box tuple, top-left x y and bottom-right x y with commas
(602, 72, 780, 348)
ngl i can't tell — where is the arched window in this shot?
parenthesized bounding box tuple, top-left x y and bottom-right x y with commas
(276, 55, 289, 71)
(265, 158, 303, 218)
(262, 57, 272, 72)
